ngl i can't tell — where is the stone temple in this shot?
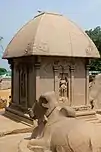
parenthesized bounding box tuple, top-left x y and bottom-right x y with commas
(3, 12, 100, 122)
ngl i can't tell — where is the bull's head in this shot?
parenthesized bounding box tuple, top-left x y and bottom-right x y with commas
(28, 91, 58, 121)
(38, 91, 58, 117)
(28, 100, 47, 121)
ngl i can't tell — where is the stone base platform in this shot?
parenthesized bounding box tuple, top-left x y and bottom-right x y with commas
(76, 110, 100, 123)
(5, 105, 100, 125)
(5, 107, 33, 125)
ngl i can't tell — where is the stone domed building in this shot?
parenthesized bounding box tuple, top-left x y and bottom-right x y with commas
(3, 12, 100, 121)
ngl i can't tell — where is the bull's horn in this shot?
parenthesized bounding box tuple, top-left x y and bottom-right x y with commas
(44, 115, 48, 122)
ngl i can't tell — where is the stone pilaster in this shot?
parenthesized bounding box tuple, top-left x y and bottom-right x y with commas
(70, 65, 75, 106)
(34, 56, 41, 100)
(85, 64, 90, 105)
(53, 66, 59, 99)
(8, 59, 13, 103)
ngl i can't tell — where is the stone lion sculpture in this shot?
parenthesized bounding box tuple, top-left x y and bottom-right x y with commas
(20, 91, 101, 152)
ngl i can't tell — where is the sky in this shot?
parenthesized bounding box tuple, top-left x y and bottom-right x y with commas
(0, 0, 101, 70)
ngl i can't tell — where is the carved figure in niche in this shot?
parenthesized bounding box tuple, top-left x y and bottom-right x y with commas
(20, 91, 101, 152)
(59, 73, 68, 103)
(59, 79, 67, 97)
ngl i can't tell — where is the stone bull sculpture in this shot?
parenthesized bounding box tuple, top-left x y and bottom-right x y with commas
(27, 91, 101, 152)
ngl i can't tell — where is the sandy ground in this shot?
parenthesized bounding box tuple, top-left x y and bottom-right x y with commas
(0, 89, 11, 99)
(0, 110, 31, 134)
(0, 109, 31, 152)
(0, 133, 31, 152)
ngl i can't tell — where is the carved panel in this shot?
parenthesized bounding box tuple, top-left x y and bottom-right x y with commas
(33, 42, 49, 53)
(86, 44, 94, 56)
(53, 59, 70, 72)
(43, 62, 53, 74)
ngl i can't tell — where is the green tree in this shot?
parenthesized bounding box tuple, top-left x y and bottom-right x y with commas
(0, 68, 7, 75)
(0, 37, 6, 75)
(86, 26, 101, 71)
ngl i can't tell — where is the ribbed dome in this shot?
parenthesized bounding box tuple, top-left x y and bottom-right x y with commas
(3, 12, 100, 59)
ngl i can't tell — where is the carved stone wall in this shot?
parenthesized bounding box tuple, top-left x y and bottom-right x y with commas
(11, 56, 88, 110)
(40, 57, 87, 107)
(40, 57, 71, 105)
(12, 57, 35, 109)
(73, 59, 86, 106)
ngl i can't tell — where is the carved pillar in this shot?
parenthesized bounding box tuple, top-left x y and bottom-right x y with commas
(53, 66, 59, 99)
(34, 56, 41, 100)
(70, 65, 75, 106)
(8, 59, 13, 103)
(85, 64, 90, 105)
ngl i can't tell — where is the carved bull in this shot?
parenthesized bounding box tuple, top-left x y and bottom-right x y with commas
(28, 91, 101, 152)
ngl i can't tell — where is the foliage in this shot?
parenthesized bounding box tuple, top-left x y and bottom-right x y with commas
(86, 26, 101, 71)
(0, 68, 7, 75)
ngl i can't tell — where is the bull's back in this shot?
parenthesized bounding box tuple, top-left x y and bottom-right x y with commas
(50, 118, 101, 152)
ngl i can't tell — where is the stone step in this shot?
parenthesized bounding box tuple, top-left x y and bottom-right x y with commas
(76, 110, 100, 124)
(77, 115, 97, 119)
(77, 118, 99, 124)
(79, 117, 98, 121)
(76, 110, 96, 117)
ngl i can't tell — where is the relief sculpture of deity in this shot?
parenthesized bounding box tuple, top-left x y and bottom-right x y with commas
(59, 73, 69, 104)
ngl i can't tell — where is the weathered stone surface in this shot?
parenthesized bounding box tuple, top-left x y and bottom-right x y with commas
(3, 12, 100, 121)
(26, 92, 101, 152)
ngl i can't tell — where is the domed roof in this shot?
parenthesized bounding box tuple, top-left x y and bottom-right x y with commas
(3, 12, 100, 59)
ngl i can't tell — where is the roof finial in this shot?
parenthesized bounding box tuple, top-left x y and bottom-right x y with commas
(37, 10, 42, 13)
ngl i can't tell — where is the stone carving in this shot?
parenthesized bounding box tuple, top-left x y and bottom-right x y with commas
(53, 59, 70, 71)
(33, 42, 49, 53)
(43, 62, 53, 74)
(59, 79, 67, 97)
(59, 73, 69, 103)
(19, 91, 101, 152)
(86, 43, 94, 56)
(25, 43, 32, 54)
